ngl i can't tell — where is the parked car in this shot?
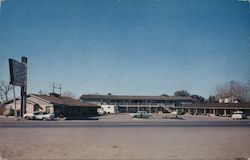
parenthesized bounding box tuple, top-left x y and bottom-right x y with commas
(231, 110, 246, 120)
(171, 110, 182, 115)
(97, 108, 105, 116)
(24, 111, 55, 120)
(23, 112, 36, 120)
(130, 111, 152, 118)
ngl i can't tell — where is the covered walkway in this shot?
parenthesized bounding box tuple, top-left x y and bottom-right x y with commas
(175, 102, 250, 116)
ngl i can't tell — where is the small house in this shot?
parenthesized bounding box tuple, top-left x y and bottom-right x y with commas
(2, 93, 100, 117)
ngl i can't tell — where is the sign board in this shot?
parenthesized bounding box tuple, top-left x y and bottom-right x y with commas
(9, 59, 26, 86)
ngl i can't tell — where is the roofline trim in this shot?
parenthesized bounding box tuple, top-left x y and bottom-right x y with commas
(30, 94, 52, 104)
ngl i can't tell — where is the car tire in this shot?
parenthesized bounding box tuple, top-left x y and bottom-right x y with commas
(25, 117, 30, 120)
(42, 118, 46, 121)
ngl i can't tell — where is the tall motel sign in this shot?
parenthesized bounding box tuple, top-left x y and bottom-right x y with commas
(9, 57, 28, 119)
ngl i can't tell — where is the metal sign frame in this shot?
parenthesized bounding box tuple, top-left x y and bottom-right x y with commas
(9, 57, 28, 118)
(9, 59, 26, 87)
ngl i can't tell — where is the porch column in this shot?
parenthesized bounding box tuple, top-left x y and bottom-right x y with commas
(224, 109, 227, 116)
(213, 109, 216, 115)
(204, 109, 206, 114)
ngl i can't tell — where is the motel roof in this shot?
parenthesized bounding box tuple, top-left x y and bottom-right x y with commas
(175, 102, 250, 109)
(80, 94, 193, 101)
(3, 94, 99, 108)
(32, 94, 99, 107)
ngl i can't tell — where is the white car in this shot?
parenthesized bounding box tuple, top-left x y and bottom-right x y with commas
(23, 112, 36, 120)
(130, 111, 152, 118)
(171, 110, 182, 115)
(24, 111, 55, 120)
(97, 108, 105, 116)
(231, 110, 246, 120)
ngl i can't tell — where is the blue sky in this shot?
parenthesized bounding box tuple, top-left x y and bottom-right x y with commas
(0, 0, 249, 98)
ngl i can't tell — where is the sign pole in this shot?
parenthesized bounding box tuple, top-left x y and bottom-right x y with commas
(20, 57, 27, 117)
(12, 85, 17, 120)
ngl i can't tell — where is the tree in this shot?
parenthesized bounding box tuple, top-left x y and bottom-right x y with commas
(174, 90, 190, 97)
(207, 95, 217, 103)
(0, 81, 12, 103)
(191, 94, 205, 103)
(62, 91, 76, 99)
(215, 81, 250, 102)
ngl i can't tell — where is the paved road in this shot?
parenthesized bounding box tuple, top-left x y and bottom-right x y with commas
(1, 117, 250, 160)
(1, 119, 250, 128)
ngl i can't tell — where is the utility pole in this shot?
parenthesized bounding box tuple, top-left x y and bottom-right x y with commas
(59, 84, 61, 95)
(51, 83, 62, 95)
(52, 83, 55, 93)
(230, 80, 233, 102)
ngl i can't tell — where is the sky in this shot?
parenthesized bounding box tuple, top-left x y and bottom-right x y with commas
(0, 0, 249, 98)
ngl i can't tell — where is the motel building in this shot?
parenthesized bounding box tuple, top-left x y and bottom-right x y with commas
(80, 94, 193, 113)
(176, 102, 250, 116)
(80, 94, 250, 116)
